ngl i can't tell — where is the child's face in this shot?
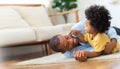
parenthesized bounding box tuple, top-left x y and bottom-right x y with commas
(85, 20, 94, 34)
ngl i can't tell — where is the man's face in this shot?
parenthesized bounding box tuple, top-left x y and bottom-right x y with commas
(57, 35, 79, 53)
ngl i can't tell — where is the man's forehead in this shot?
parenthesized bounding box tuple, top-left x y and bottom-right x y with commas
(65, 35, 69, 37)
(58, 35, 66, 52)
(58, 35, 66, 39)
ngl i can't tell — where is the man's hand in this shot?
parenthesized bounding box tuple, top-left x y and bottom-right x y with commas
(73, 50, 87, 62)
(102, 38, 117, 54)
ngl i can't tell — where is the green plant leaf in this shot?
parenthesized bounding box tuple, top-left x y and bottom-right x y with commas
(70, 3, 78, 9)
(52, 0, 78, 12)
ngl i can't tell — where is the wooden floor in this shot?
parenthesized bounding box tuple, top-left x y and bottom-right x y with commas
(1, 50, 120, 69)
(0, 60, 17, 69)
(12, 58, 120, 69)
(0, 51, 47, 69)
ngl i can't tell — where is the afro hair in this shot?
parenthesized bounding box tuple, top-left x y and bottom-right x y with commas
(85, 5, 112, 33)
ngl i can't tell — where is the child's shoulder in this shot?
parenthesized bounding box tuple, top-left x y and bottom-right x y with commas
(97, 33, 107, 36)
(95, 33, 109, 39)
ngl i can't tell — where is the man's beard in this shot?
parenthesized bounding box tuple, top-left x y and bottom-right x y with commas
(74, 37, 80, 47)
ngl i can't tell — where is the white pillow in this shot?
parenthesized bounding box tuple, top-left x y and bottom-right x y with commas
(0, 7, 30, 28)
(15, 6, 53, 27)
(0, 7, 21, 18)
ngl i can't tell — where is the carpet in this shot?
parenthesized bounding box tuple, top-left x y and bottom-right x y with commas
(15, 51, 120, 65)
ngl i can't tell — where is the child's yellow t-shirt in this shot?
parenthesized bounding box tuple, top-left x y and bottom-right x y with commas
(84, 33, 119, 53)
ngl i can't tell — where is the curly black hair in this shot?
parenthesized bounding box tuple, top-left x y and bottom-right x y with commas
(49, 35, 61, 52)
(85, 5, 112, 33)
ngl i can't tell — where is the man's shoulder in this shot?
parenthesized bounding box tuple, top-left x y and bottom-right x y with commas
(77, 21, 85, 25)
(71, 21, 85, 29)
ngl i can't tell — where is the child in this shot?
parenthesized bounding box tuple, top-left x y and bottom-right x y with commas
(71, 5, 119, 61)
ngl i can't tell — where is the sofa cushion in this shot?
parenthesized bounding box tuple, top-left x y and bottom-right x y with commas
(0, 7, 30, 29)
(0, 28, 36, 47)
(0, 7, 21, 18)
(15, 6, 53, 27)
(34, 23, 75, 41)
(0, 18, 30, 29)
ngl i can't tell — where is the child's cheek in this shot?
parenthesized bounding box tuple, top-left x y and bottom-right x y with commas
(84, 27, 88, 32)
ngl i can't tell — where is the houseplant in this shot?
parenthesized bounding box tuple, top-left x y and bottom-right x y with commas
(52, 0, 78, 23)
(52, 0, 78, 12)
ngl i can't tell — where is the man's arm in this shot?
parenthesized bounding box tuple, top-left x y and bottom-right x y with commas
(107, 27, 119, 40)
(103, 27, 118, 54)
(73, 50, 101, 61)
(70, 21, 86, 35)
(67, 21, 85, 39)
(102, 38, 117, 54)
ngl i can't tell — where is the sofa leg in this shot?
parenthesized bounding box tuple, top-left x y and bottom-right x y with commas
(45, 43, 54, 55)
(45, 43, 48, 55)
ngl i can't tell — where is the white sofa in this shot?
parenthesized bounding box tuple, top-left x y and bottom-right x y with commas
(0, 5, 75, 47)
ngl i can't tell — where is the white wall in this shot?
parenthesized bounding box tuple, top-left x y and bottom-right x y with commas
(53, 0, 115, 23)
(77, 0, 112, 20)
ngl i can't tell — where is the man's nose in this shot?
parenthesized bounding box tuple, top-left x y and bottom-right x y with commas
(67, 40, 72, 45)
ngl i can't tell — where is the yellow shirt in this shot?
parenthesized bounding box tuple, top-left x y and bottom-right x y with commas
(84, 33, 119, 53)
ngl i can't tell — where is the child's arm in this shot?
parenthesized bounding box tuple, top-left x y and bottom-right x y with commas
(70, 30, 86, 42)
(73, 50, 101, 62)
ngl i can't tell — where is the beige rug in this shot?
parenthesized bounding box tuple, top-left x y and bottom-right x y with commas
(15, 51, 120, 65)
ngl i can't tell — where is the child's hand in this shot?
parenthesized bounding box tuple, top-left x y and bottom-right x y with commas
(70, 30, 85, 42)
(70, 30, 80, 35)
(73, 50, 87, 62)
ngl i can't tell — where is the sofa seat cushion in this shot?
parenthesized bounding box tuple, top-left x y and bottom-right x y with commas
(15, 6, 53, 27)
(34, 23, 75, 42)
(0, 28, 36, 47)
